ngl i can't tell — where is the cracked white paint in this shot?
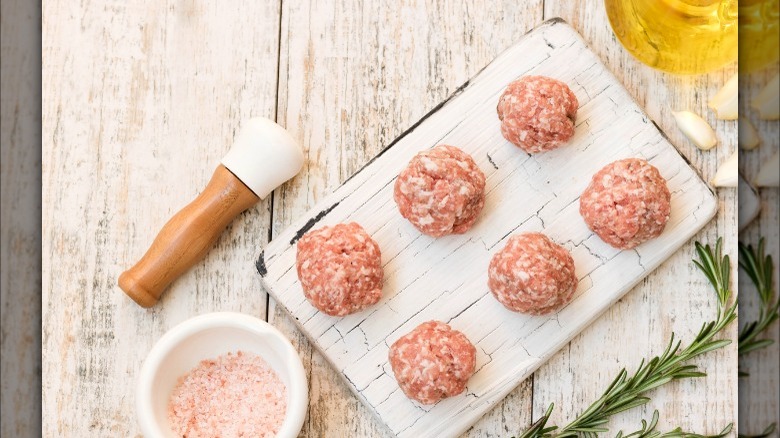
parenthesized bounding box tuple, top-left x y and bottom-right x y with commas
(260, 21, 717, 438)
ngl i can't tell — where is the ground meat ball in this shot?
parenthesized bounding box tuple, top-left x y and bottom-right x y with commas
(296, 223, 383, 316)
(394, 145, 486, 237)
(388, 321, 476, 405)
(579, 158, 671, 249)
(488, 232, 578, 315)
(496, 76, 578, 153)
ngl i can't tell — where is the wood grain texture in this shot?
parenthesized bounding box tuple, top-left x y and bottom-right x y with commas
(1, 0, 42, 436)
(260, 20, 719, 438)
(39, 0, 744, 436)
(738, 66, 780, 434)
(41, 1, 281, 435)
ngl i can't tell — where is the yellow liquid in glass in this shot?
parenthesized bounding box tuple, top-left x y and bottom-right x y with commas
(739, 0, 780, 73)
(605, 0, 738, 74)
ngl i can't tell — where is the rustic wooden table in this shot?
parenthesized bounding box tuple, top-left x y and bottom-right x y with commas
(35, 0, 775, 436)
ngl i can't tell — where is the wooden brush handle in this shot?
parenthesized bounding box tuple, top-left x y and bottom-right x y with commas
(119, 165, 260, 307)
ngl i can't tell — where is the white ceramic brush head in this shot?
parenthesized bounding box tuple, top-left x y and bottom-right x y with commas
(221, 118, 304, 199)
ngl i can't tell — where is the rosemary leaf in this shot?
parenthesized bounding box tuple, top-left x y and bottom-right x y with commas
(671, 371, 707, 379)
(739, 338, 775, 355)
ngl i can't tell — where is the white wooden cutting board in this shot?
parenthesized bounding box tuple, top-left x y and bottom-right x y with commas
(257, 18, 717, 438)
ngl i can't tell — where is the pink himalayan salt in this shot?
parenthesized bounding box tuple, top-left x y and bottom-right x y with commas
(167, 351, 287, 438)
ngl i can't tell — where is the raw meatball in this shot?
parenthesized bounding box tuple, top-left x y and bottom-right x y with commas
(394, 145, 486, 237)
(579, 158, 671, 249)
(488, 232, 578, 315)
(388, 321, 476, 405)
(296, 222, 383, 316)
(496, 76, 578, 153)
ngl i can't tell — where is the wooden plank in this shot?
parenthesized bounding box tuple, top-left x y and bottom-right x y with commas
(738, 66, 780, 434)
(1, 0, 42, 436)
(262, 20, 718, 437)
(269, 1, 544, 436)
(41, 1, 281, 435)
(534, 1, 739, 432)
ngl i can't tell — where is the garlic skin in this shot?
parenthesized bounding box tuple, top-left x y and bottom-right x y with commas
(739, 117, 760, 150)
(672, 110, 718, 150)
(711, 151, 738, 187)
(754, 151, 779, 187)
(739, 174, 761, 232)
(708, 74, 738, 120)
(751, 73, 779, 120)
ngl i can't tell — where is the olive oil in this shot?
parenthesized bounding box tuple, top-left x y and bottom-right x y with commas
(605, 0, 738, 74)
(739, 0, 780, 73)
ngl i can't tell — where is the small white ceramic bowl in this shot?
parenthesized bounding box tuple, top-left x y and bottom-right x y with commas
(137, 312, 308, 437)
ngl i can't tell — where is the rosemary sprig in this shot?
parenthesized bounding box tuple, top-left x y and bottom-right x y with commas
(616, 410, 732, 438)
(517, 239, 737, 438)
(738, 239, 779, 356)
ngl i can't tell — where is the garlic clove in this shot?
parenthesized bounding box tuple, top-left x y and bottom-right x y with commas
(751, 73, 779, 120)
(739, 117, 760, 150)
(711, 151, 738, 187)
(672, 110, 718, 150)
(712, 93, 738, 120)
(709, 73, 737, 108)
(709, 74, 738, 120)
(754, 151, 779, 187)
(739, 174, 760, 232)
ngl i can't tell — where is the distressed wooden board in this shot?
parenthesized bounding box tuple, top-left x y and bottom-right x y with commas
(257, 19, 717, 438)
